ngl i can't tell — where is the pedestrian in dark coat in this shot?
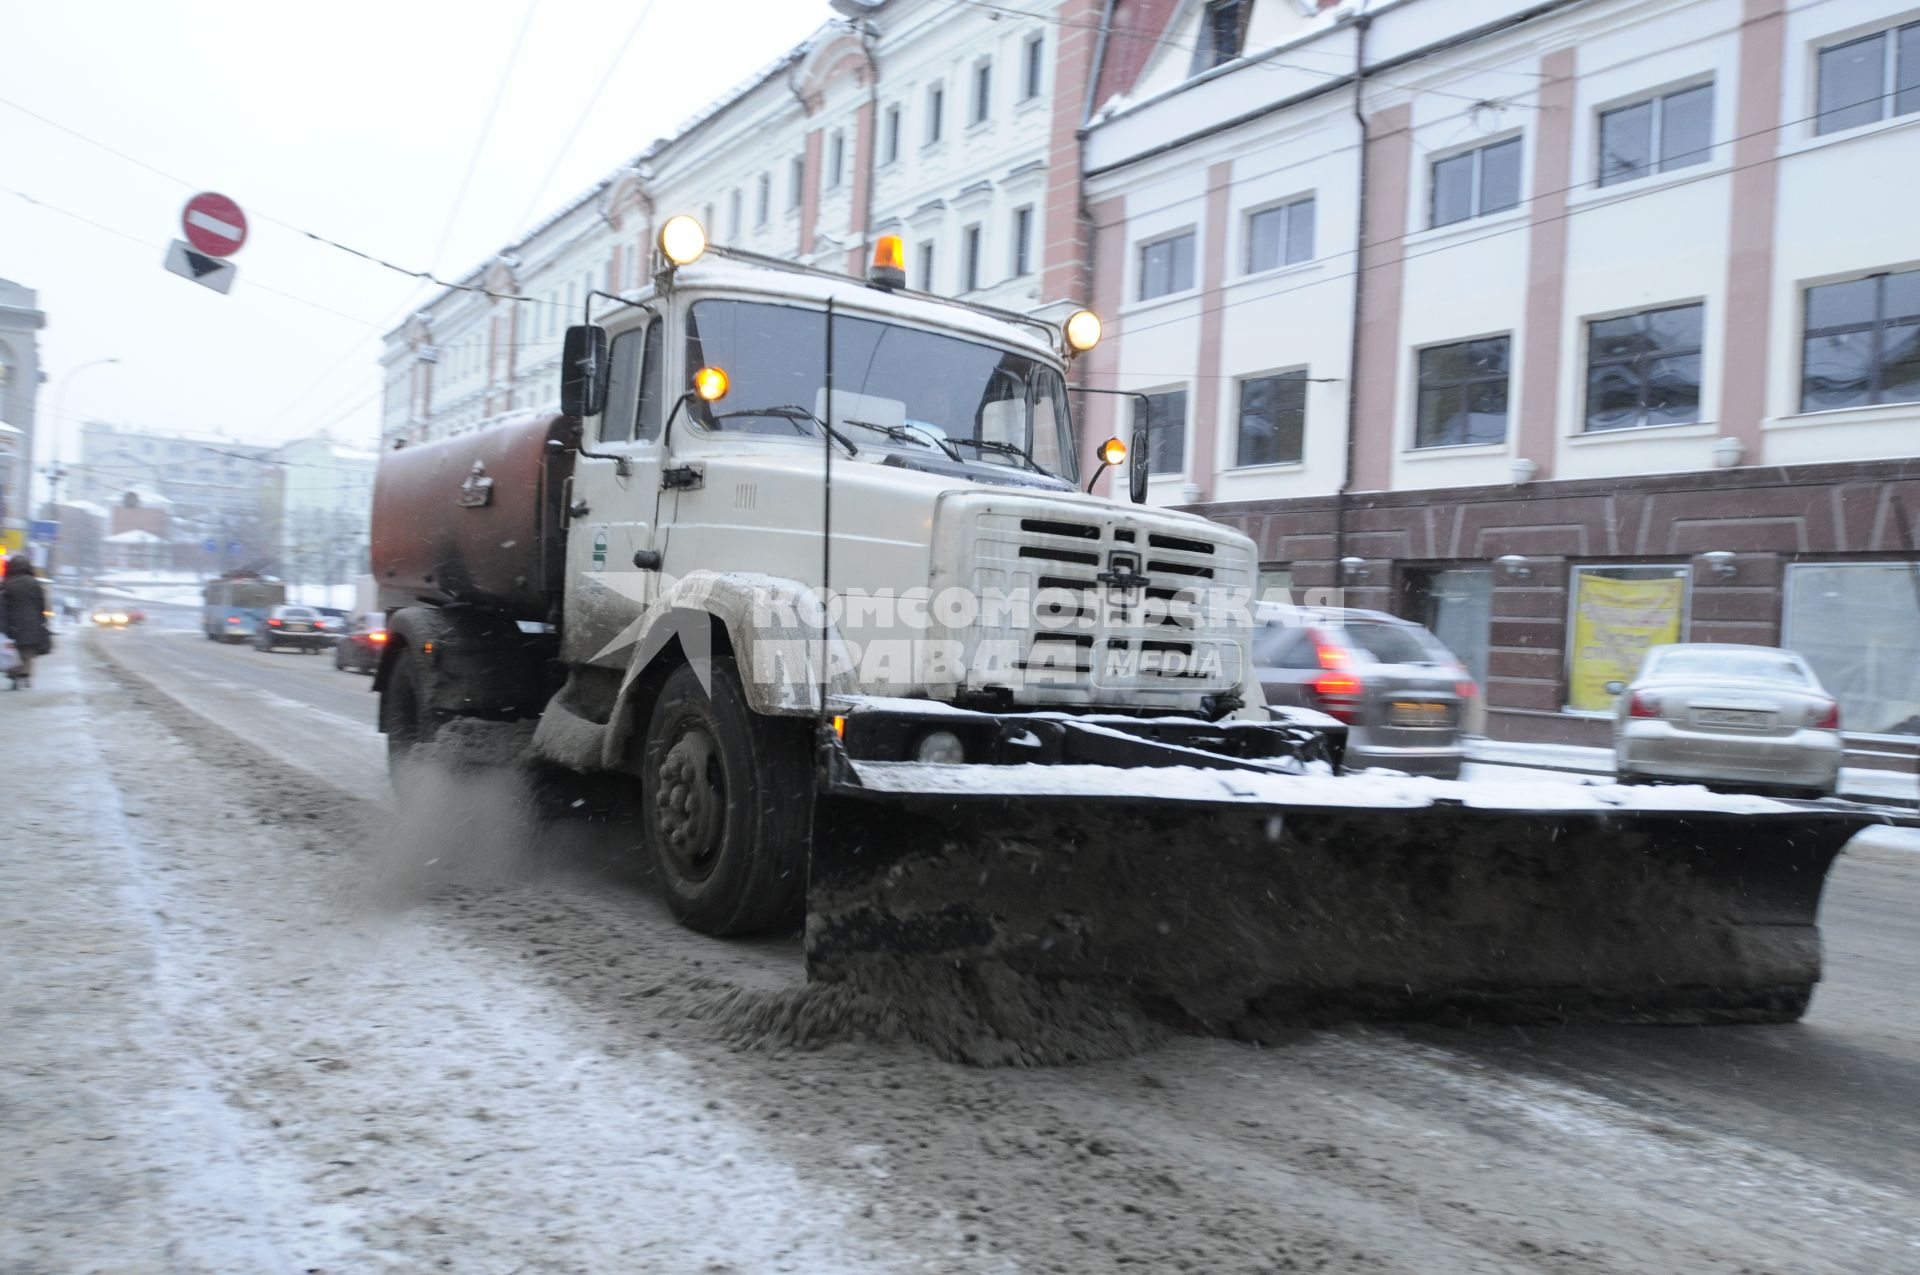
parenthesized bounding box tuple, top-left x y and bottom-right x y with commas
(1, 554, 50, 688)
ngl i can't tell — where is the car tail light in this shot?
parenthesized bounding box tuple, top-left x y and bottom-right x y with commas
(1628, 691, 1662, 719)
(1312, 672, 1364, 723)
(225, 616, 239, 624)
(267, 618, 282, 627)
(370, 631, 388, 643)
(1311, 631, 1350, 671)
(1811, 700, 1840, 730)
(1455, 679, 1478, 699)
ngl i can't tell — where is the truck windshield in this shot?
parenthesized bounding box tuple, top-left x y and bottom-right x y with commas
(685, 299, 1077, 483)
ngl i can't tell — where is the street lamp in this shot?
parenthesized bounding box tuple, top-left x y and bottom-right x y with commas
(44, 357, 121, 574)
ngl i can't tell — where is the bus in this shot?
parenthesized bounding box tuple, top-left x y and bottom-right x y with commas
(202, 574, 286, 642)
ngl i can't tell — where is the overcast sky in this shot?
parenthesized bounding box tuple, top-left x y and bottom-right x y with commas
(2, 0, 832, 477)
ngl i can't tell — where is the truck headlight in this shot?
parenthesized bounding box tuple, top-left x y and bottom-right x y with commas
(1064, 308, 1102, 352)
(915, 730, 966, 765)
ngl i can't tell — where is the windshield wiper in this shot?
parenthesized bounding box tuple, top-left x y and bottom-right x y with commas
(710, 405, 858, 456)
(950, 437, 1047, 474)
(841, 418, 963, 461)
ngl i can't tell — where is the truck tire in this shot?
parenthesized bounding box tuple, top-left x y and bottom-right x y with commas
(640, 658, 811, 936)
(380, 644, 443, 782)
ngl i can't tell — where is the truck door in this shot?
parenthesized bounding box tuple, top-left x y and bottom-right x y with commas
(563, 318, 668, 666)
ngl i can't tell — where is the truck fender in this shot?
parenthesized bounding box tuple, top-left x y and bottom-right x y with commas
(376, 605, 555, 720)
(602, 570, 857, 770)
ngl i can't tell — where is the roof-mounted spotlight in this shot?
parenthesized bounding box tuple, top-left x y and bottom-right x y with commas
(1064, 308, 1102, 353)
(658, 214, 707, 267)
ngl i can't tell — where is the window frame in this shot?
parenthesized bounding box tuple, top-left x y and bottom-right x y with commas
(788, 155, 804, 211)
(962, 223, 984, 293)
(1189, 0, 1250, 76)
(1596, 81, 1716, 187)
(1799, 267, 1920, 412)
(1582, 301, 1707, 432)
(883, 103, 902, 165)
(970, 58, 993, 126)
(1813, 18, 1920, 136)
(1428, 136, 1524, 228)
(755, 173, 771, 227)
(918, 241, 936, 292)
(728, 188, 743, 239)
(1412, 335, 1513, 449)
(925, 82, 945, 146)
(1233, 368, 1310, 468)
(1137, 229, 1198, 301)
(1011, 205, 1034, 278)
(1022, 33, 1046, 100)
(827, 129, 846, 191)
(1244, 195, 1316, 274)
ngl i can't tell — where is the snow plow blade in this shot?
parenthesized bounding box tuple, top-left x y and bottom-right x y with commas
(809, 761, 1892, 1032)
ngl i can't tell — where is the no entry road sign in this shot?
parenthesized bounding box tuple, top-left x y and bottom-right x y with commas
(182, 192, 247, 257)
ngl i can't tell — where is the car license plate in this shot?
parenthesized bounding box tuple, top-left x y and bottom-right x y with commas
(1693, 708, 1769, 728)
(288, 622, 310, 631)
(1389, 701, 1449, 728)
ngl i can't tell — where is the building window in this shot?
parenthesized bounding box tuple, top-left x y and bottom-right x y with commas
(963, 224, 983, 292)
(1414, 337, 1511, 447)
(789, 155, 804, 210)
(1023, 33, 1045, 100)
(1430, 137, 1522, 227)
(1134, 390, 1188, 476)
(1785, 562, 1920, 735)
(883, 104, 902, 164)
(1189, 1, 1249, 75)
(827, 130, 846, 190)
(1815, 20, 1920, 135)
(1585, 302, 1705, 431)
(918, 241, 936, 292)
(728, 188, 743, 239)
(1801, 267, 1920, 411)
(1138, 231, 1196, 300)
(1235, 371, 1307, 466)
(1598, 83, 1713, 186)
(1405, 567, 1492, 691)
(926, 82, 945, 145)
(971, 59, 993, 125)
(1011, 206, 1033, 277)
(1245, 196, 1315, 273)
(755, 173, 771, 226)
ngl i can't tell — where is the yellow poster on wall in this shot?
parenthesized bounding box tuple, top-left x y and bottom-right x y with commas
(1568, 572, 1686, 711)
(0, 529, 24, 558)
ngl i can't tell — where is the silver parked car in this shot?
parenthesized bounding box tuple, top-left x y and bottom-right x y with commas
(1608, 643, 1842, 797)
(1253, 606, 1477, 778)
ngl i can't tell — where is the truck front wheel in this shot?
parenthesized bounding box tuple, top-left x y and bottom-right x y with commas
(640, 658, 810, 936)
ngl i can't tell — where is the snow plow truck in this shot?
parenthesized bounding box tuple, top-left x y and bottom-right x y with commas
(370, 214, 1896, 1035)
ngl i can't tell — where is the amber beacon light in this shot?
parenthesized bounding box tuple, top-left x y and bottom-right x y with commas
(692, 365, 730, 402)
(869, 234, 907, 289)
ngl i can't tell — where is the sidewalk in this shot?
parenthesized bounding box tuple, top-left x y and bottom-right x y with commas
(1468, 738, 1920, 809)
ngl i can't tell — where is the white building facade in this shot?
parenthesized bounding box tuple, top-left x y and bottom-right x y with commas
(1082, 0, 1920, 757)
(381, 0, 1111, 450)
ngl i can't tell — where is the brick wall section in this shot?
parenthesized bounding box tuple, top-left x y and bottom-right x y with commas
(1039, 0, 1104, 307)
(1188, 159, 1235, 501)
(1720, 0, 1787, 463)
(1517, 48, 1577, 478)
(1190, 459, 1920, 744)
(798, 128, 824, 258)
(1350, 103, 1413, 492)
(1089, 0, 1183, 109)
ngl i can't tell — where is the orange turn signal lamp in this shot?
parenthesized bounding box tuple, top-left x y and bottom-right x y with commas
(1097, 437, 1127, 466)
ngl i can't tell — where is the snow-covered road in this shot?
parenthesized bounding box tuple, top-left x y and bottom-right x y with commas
(5, 631, 1919, 1272)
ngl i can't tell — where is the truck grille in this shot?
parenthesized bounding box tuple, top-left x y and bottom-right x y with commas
(960, 507, 1253, 706)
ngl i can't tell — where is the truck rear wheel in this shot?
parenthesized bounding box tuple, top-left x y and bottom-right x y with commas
(640, 658, 810, 936)
(380, 645, 443, 783)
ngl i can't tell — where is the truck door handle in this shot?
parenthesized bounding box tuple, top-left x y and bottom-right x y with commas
(568, 500, 590, 519)
(632, 549, 662, 570)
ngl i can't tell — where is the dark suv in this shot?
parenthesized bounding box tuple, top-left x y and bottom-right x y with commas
(1253, 606, 1477, 779)
(254, 605, 331, 654)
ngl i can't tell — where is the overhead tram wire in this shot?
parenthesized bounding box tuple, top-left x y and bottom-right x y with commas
(1079, 0, 1858, 234)
(507, 0, 662, 239)
(429, 0, 543, 275)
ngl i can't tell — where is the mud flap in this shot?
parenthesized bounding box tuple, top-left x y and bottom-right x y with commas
(807, 774, 1889, 1032)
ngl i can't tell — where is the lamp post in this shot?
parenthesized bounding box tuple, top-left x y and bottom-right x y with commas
(44, 357, 120, 576)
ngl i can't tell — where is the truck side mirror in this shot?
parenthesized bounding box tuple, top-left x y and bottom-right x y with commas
(1128, 420, 1150, 505)
(560, 325, 610, 418)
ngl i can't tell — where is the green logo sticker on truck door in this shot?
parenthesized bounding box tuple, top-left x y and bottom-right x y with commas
(592, 527, 608, 573)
